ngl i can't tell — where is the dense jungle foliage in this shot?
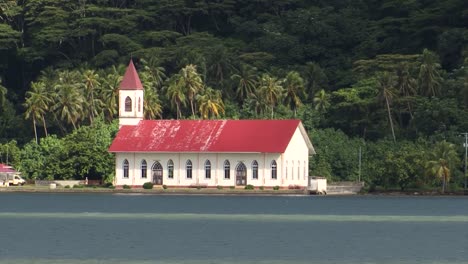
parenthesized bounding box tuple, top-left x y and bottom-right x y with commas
(0, 0, 467, 192)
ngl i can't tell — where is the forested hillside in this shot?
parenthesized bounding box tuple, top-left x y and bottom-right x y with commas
(0, 0, 467, 191)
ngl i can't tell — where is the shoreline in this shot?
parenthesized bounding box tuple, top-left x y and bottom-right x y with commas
(1, 186, 466, 196)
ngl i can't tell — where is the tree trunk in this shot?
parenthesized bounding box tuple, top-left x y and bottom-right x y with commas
(385, 96, 396, 142)
(33, 118, 38, 144)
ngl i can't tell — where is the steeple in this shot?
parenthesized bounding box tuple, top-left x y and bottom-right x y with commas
(118, 60, 144, 127)
(120, 60, 143, 90)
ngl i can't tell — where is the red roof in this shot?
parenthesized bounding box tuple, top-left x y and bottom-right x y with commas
(119, 60, 143, 90)
(109, 120, 309, 153)
(0, 163, 17, 173)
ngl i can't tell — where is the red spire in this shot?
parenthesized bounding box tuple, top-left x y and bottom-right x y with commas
(120, 60, 143, 90)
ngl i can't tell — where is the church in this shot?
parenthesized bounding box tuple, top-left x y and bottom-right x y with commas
(108, 61, 315, 189)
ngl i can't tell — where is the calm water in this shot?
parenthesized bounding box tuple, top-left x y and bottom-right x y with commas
(0, 193, 466, 264)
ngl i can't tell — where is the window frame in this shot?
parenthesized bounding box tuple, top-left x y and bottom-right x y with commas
(271, 160, 277, 180)
(124, 96, 132, 112)
(167, 160, 174, 179)
(141, 160, 147, 179)
(205, 160, 211, 179)
(252, 160, 258, 180)
(123, 159, 129, 178)
(224, 160, 230, 179)
(186, 160, 193, 179)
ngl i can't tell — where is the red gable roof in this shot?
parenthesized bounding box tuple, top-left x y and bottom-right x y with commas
(0, 163, 17, 173)
(109, 120, 306, 153)
(119, 60, 143, 90)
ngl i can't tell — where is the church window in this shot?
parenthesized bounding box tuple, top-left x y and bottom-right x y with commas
(186, 160, 192, 179)
(224, 160, 230, 179)
(141, 160, 147, 178)
(168, 160, 174, 179)
(125, 96, 132, 112)
(123, 159, 129, 178)
(252, 160, 258, 180)
(271, 160, 277, 180)
(138, 97, 141, 112)
(205, 160, 211, 179)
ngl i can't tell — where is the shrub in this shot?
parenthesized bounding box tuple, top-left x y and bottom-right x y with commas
(217, 185, 223, 190)
(273, 185, 280, 190)
(229, 186, 235, 189)
(163, 184, 168, 189)
(142, 182, 153, 189)
(245, 184, 254, 190)
(73, 184, 84, 189)
(103, 182, 113, 188)
(259, 186, 264, 190)
(64, 185, 70, 189)
(123, 184, 131, 189)
(109, 186, 115, 189)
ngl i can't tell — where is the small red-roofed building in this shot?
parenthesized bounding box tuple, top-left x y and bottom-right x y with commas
(109, 61, 315, 189)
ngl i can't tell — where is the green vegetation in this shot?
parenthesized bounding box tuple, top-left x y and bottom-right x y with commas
(143, 182, 154, 189)
(245, 184, 254, 190)
(122, 185, 131, 190)
(0, 1, 467, 193)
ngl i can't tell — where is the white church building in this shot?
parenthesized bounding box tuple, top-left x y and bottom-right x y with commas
(108, 61, 315, 189)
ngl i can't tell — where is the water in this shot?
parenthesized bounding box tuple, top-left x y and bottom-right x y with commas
(0, 193, 466, 264)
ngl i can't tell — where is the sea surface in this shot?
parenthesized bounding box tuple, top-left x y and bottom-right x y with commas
(0, 193, 466, 264)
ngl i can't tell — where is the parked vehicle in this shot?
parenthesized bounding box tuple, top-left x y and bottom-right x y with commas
(0, 173, 26, 186)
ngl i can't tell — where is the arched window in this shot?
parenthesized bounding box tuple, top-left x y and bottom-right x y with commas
(186, 160, 192, 179)
(224, 160, 230, 179)
(168, 160, 174, 179)
(138, 97, 141, 112)
(285, 161, 288, 179)
(271, 160, 277, 180)
(141, 160, 147, 179)
(252, 160, 258, 180)
(123, 159, 129, 178)
(125, 96, 132, 112)
(205, 160, 211, 179)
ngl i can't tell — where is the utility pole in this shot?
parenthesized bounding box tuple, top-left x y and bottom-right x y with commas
(462, 133, 468, 193)
(358, 146, 362, 182)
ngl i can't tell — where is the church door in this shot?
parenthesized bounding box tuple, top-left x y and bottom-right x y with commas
(152, 162, 163, 185)
(236, 162, 247, 186)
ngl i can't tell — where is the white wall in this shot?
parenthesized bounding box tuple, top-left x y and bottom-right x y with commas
(113, 126, 311, 188)
(119, 89, 143, 127)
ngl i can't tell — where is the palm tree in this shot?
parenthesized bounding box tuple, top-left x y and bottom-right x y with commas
(283, 71, 305, 117)
(166, 76, 187, 119)
(82, 69, 101, 124)
(197, 87, 225, 119)
(231, 64, 257, 103)
(258, 74, 284, 119)
(177, 64, 204, 118)
(141, 57, 166, 91)
(0, 80, 7, 109)
(396, 63, 417, 119)
(418, 49, 442, 97)
(376, 72, 397, 143)
(100, 66, 122, 122)
(313, 89, 330, 113)
(426, 141, 460, 193)
(144, 87, 163, 119)
(53, 70, 84, 130)
(303, 62, 328, 101)
(24, 81, 51, 143)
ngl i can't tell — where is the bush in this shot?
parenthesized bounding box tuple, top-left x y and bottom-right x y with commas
(64, 185, 70, 189)
(163, 184, 168, 189)
(259, 186, 264, 190)
(73, 184, 84, 189)
(217, 185, 223, 190)
(245, 184, 254, 190)
(273, 186, 280, 190)
(123, 184, 131, 189)
(103, 182, 113, 188)
(109, 186, 115, 189)
(229, 186, 235, 189)
(142, 182, 153, 189)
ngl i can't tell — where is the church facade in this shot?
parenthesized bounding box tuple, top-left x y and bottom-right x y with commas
(108, 61, 315, 188)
